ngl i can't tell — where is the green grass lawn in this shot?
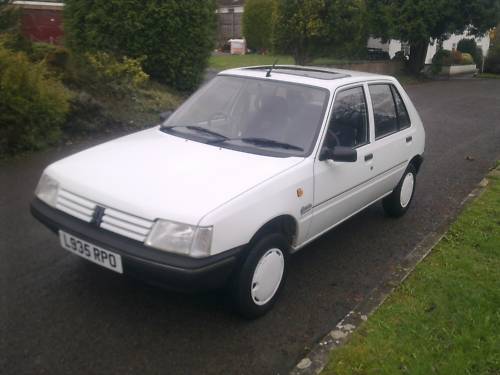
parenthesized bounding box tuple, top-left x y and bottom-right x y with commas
(208, 54, 429, 85)
(208, 54, 361, 70)
(322, 168, 500, 375)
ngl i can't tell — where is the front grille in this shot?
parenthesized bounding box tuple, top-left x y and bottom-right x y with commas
(55, 189, 154, 242)
(101, 207, 153, 242)
(56, 189, 96, 223)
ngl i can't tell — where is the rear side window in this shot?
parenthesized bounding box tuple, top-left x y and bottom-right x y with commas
(369, 84, 412, 139)
(369, 84, 398, 138)
(391, 86, 411, 130)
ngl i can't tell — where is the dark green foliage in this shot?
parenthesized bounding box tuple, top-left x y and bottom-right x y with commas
(30, 42, 70, 72)
(367, 0, 500, 74)
(0, 0, 32, 52)
(0, 45, 70, 155)
(431, 49, 451, 74)
(64, 52, 149, 98)
(485, 43, 500, 73)
(272, 0, 367, 65)
(64, 0, 217, 91)
(457, 38, 484, 65)
(392, 50, 409, 62)
(0, 0, 18, 33)
(242, 0, 273, 52)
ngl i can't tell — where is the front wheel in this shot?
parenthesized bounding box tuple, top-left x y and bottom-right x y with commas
(382, 164, 417, 217)
(232, 233, 288, 319)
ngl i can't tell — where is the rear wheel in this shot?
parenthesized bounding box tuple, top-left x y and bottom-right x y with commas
(232, 233, 288, 319)
(383, 164, 417, 217)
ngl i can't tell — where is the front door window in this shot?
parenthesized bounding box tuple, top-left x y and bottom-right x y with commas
(325, 86, 369, 149)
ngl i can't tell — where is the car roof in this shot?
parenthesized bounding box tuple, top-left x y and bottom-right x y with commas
(218, 65, 397, 90)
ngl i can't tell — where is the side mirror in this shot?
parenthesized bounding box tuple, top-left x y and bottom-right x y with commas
(320, 146, 357, 162)
(160, 110, 173, 122)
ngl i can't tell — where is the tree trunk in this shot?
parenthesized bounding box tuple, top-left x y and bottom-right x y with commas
(294, 52, 309, 66)
(407, 40, 429, 75)
(293, 37, 310, 66)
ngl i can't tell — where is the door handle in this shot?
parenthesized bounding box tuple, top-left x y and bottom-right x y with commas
(364, 153, 373, 162)
(406, 136, 413, 143)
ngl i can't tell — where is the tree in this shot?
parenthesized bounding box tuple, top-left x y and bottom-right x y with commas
(243, 0, 273, 52)
(367, 0, 500, 74)
(272, 0, 367, 65)
(64, 0, 217, 91)
(485, 43, 500, 73)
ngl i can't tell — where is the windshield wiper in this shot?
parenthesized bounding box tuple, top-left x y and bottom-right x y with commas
(241, 137, 304, 151)
(210, 137, 303, 151)
(161, 125, 228, 140)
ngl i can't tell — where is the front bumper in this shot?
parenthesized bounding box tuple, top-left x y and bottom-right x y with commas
(30, 198, 245, 291)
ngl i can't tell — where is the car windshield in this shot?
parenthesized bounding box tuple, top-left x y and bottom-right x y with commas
(161, 75, 329, 157)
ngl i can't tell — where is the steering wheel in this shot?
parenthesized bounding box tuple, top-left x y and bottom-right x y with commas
(208, 112, 229, 128)
(327, 129, 340, 147)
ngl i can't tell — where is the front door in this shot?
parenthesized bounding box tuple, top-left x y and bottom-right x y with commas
(309, 84, 379, 239)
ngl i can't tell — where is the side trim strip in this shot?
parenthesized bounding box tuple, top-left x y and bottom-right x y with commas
(292, 191, 393, 252)
(313, 160, 408, 209)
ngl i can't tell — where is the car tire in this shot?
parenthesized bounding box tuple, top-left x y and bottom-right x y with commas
(382, 164, 417, 218)
(232, 233, 289, 319)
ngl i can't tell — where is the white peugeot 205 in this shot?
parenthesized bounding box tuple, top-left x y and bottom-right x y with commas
(32, 65, 425, 318)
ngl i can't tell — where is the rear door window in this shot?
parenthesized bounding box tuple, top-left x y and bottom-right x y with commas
(391, 86, 411, 130)
(369, 84, 398, 139)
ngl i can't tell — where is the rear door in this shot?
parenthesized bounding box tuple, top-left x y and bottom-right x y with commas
(365, 82, 415, 197)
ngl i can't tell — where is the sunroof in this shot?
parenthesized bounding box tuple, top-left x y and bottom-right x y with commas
(244, 66, 350, 80)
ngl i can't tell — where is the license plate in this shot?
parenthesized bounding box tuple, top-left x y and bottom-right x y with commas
(59, 230, 123, 274)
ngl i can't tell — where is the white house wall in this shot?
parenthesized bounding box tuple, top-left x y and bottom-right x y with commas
(369, 32, 490, 65)
(425, 32, 490, 64)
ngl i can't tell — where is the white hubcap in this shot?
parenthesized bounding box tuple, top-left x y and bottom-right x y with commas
(400, 172, 415, 208)
(251, 248, 285, 306)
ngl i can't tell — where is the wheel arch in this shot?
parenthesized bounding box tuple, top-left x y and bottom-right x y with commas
(409, 154, 424, 173)
(248, 215, 298, 250)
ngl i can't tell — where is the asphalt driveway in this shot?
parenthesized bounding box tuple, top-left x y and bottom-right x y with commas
(1, 79, 499, 375)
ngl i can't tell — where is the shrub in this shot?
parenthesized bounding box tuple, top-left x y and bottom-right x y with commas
(84, 52, 149, 90)
(392, 50, 408, 62)
(242, 0, 273, 52)
(63, 52, 149, 98)
(0, 45, 71, 155)
(457, 38, 483, 65)
(30, 42, 70, 72)
(0, 1, 32, 52)
(451, 50, 463, 65)
(431, 49, 451, 74)
(460, 52, 474, 65)
(64, 0, 217, 91)
(485, 44, 500, 74)
(0, 0, 19, 33)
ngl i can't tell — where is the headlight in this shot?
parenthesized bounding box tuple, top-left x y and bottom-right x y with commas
(35, 173, 59, 207)
(145, 219, 213, 258)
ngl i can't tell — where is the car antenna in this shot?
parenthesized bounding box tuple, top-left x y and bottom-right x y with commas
(266, 59, 279, 77)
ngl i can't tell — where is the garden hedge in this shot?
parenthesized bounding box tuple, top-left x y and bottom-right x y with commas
(64, 0, 217, 91)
